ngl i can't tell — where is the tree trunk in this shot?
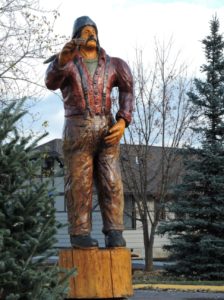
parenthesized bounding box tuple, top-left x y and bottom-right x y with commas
(143, 220, 157, 271)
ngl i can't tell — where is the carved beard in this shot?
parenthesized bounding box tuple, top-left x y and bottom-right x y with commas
(85, 36, 98, 49)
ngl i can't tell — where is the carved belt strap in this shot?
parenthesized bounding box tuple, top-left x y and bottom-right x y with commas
(102, 55, 110, 113)
(74, 58, 91, 114)
(74, 55, 110, 115)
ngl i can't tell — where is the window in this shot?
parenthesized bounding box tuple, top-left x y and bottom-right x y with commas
(159, 206, 167, 220)
(41, 154, 64, 177)
(42, 156, 54, 177)
(124, 195, 136, 229)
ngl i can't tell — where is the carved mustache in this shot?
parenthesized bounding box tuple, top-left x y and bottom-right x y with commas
(86, 35, 97, 43)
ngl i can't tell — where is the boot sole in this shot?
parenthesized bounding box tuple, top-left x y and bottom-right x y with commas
(71, 245, 99, 249)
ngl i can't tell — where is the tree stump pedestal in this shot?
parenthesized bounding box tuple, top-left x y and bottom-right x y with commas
(59, 247, 133, 299)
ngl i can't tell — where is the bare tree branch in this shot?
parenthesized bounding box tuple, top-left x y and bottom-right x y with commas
(120, 40, 194, 271)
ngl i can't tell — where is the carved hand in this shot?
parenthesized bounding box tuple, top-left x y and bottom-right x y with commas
(58, 38, 85, 66)
(105, 118, 126, 146)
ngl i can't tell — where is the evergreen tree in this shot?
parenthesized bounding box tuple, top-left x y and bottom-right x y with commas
(0, 101, 72, 299)
(158, 16, 224, 280)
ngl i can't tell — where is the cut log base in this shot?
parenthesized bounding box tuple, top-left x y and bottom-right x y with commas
(59, 247, 133, 299)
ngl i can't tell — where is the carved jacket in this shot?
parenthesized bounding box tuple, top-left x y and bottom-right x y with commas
(45, 48, 134, 126)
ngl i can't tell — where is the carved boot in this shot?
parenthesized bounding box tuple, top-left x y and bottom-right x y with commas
(70, 234, 99, 249)
(105, 230, 126, 248)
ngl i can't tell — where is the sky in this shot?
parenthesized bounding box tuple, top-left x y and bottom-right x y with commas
(29, 0, 224, 144)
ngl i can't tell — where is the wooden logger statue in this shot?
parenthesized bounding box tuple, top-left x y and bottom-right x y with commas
(44, 16, 134, 298)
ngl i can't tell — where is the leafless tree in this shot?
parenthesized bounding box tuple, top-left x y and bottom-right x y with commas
(119, 39, 194, 271)
(0, 0, 65, 107)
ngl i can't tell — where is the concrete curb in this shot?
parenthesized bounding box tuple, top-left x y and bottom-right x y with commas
(133, 283, 224, 292)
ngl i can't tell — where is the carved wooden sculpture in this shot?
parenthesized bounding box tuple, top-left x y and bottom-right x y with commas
(45, 16, 134, 249)
(45, 15, 134, 299)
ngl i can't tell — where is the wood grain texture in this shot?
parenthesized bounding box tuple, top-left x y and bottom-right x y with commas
(59, 248, 76, 294)
(59, 248, 133, 299)
(110, 248, 133, 297)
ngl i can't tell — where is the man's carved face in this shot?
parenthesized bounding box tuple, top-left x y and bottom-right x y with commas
(80, 25, 97, 49)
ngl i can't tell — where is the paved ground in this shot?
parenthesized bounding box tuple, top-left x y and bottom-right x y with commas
(132, 259, 174, 271)
(128, 289, 224, 300)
